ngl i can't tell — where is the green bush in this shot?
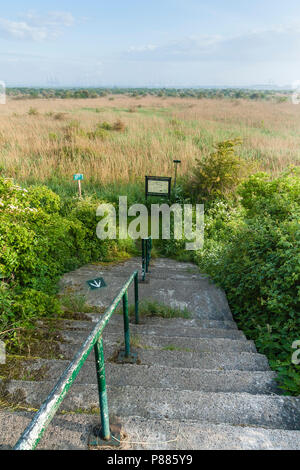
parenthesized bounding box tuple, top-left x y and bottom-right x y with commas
(28, 107, 38, 116)
(27, 185, 61, 213)
(0, 283, 62, 350)
(0, 180, 84, 286)
(187, 139, 246, 202)
(0, 177, 134, 350)
(70, 198, 117, 262)
(238, 170, 300, 220)
(196, 170, 300, 395)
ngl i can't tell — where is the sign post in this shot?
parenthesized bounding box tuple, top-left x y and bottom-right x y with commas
(173, 160, 181, 189)
(73, 174, 84, 198)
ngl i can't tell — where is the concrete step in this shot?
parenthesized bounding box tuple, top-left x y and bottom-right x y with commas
(114, 416, 300, 450)
(7, 361, 279, 394)
(63, 316, 239, 331)
(12, 350, 271, 392)
(59, 345, 268, 371)
(2, 411, 300, 450)
(131, 325, 245, 340)
(134, 349, 270, 371)
(148, 263, 204, 280)
(3, 382, 300, 430)
(60, 325, 246, 341)
(59, 336, 266, 369)
(56, 347, 271, 371)
(60, 333, 257, 357)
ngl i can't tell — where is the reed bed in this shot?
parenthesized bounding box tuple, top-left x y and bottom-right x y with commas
(0, 96, 299, 186)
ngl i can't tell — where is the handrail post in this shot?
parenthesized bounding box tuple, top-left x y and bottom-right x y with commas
(141, 237, 152, 282)
(94, 337, 111, 441)
(134, 272, 139, 325)
(146, 237, 152, 273)
(142, 239, 146, 281)
(146, 239, 149, 273)
(123, 291, 130, 358)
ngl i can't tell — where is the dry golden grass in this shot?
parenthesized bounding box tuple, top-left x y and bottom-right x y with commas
(0, 96, 299, 185)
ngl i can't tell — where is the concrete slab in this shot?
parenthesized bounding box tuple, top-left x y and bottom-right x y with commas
(60, 258, 233, 321)
(2, 411, 300, 450)
(3, 383, 300, 430)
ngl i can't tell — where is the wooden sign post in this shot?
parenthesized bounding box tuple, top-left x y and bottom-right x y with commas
(73, 174, 84, 198)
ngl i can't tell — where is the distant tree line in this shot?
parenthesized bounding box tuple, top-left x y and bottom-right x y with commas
(6, 87, 290, 102)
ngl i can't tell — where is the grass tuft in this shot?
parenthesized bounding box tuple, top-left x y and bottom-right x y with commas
(129, 300, 191, 320)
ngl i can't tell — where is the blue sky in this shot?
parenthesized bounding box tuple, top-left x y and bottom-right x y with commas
(0, 0, 300, 87)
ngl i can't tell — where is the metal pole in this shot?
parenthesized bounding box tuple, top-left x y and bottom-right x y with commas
(134, 272, 139, 325)
(146, 239, 149, 274)
(173, 160, 181, 190)
(94, 337, 111, 441)
(142, 239, 146, 281)
(149, 238, 152, 270)
(123, 291, 130, 357)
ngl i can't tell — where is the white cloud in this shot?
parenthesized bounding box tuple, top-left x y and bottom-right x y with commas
(125, 26, 300, 63)
(0, 11, 75, 41)
(23, 10, 75, 28)
(128, 44, 158, 52)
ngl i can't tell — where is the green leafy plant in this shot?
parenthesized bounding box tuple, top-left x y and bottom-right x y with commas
(188, 139, 246, 202)
(0, 177, 134, 352)
(195, 170, 300, 395)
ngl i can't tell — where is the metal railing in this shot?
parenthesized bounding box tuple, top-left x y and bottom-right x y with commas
(14, 271, 139, 451)
(141, 237, 152, 282)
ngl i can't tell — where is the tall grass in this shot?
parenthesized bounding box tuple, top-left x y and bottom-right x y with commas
(0, 96, 299, 190)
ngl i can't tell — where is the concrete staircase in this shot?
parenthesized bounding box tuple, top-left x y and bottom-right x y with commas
(1, 258, 299, 450)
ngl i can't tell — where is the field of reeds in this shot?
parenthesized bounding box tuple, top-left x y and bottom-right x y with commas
(0, 95, 299, 190)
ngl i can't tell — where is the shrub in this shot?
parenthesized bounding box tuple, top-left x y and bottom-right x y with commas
(28, 107, 38, 116)
(0, 284, 62, 351)
(53, 112, 67, 120)
(195, 170, 300, 395)
(0, 177, 134, 350)
(70, 198, 111, 261)
(238, 170, 300, 220)
(86, 127, 109, 140)
(27, 185, 61, 213)
(100, 121, 113, 131)
(97, 120, 126, 132)
(188, 139, 246, 202)
(113, 119, 126, 132)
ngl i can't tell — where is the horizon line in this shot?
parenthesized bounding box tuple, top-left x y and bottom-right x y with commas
(5, 84, 293, 91)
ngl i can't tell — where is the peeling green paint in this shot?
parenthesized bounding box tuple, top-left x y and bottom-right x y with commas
(14, 271, 139, 451)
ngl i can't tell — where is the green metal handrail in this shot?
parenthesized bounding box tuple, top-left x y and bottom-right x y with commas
(14, 271, 139, 451)
(142, 237, 152, 282)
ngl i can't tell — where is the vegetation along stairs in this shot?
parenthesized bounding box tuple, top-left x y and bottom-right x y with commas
(1, 258, 300, 450)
